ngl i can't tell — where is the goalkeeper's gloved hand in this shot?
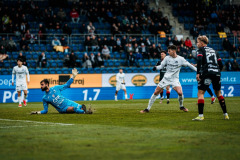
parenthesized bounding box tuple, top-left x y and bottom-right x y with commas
(152, 66, 157, 71)
(72, 68, 78, 79)
(31, 111, 41, 115)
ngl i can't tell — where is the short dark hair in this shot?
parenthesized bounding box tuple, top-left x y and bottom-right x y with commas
(40, 79, 49, 86)
(160, 50, 167, 54)
(17, 58, 23, 62)
(168, 45, 177, 51)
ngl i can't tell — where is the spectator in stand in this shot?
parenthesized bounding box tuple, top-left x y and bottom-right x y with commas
(232, 59, 239, 71)
(210, 11, 218, 23)
(145, 37, 152, 48)
(57, 8, 66, 22)
(216, 23, 224, 33)
(0, 47, 8, 62)
(7, 37, 17, 51)
(17, 52, 27, 66)
(111, 23, 120, 35)
(70, 52, 77, 68)
(231, 44, 238, 58)
(52, 37, 61, 47)
(122, 16, 130, 25)
(173, 36, 180, 47)
(116, 38, 123, 52)
(108, 36, 117, 52)
(2, 14, 10, 25)
(70, 8, 80, 23)
(62, 23, 72, 35)
(60, 36, 67, 47)
(64, 54, 70, 67)
(0, 37, 8, 49)
(222, 38, 232, 53)
(126, 43, 134, 54)
(82, 53, 92, 68)
(87, 22, 96, 35)
(184, 37, 192, 49)
(156, 43, 162, 53)
(90, 52, 97, 68)
(149, 22, 156, 34)
(102, 37, 109, 47)
(101, 45, 111, 60)
(20, 22, 28, 36)
(165, 37, 173, 47)
(0, 45, 6, 55)
(79, 23, 88, 34)
(25, 30, 36, 44)
(127, 51, 139, 67)
(38, 24, 46, 44)
(149, 44, 159, 59)
(139, 43, 150, 59)
(190, 25, 199, 39)
(90, 35, 98, 51)
(225, 60, 233, 71)
(133, 43, 140, 54)
(179, 44, 188, 58)
(38, 52, 47, 68)
(19, 37, 30, 51)
(121, 36, 128, 48)
(96, 52, 104, 67)
(84, 36, 92, 52)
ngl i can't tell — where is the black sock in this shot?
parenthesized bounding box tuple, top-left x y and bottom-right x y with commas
(218, 96, 227, 113)
(160, 91, 163, 98)
(207, 88, 213, 97)
(166, 91, 170, 99)
(198, 99, 204, 114)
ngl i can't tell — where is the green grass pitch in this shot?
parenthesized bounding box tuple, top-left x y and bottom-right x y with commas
(0, 97, 240, 160)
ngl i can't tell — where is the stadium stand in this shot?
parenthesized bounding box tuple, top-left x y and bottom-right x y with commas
(0, 0, 239, 75)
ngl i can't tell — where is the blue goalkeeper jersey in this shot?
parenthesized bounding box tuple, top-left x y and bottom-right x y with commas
(40, 78, 74, 114)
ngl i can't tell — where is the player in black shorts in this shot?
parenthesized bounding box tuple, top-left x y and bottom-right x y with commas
(193, 35, 229, 121)
(156, 51, 171, 104)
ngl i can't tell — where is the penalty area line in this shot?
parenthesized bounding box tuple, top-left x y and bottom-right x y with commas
(0, 118, 74, 126)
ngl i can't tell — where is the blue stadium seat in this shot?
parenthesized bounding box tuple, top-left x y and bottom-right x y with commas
(50, 70, 56, 74)
(51, 62, 57, 68)
(4, 62, 10, 68)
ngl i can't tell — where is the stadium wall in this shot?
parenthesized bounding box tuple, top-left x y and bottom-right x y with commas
(0, 72, 240, 103)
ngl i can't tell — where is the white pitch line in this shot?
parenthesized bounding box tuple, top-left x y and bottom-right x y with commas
(0, 119, 74, 126)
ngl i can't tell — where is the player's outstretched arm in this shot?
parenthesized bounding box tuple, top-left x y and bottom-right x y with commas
(155, 57, 167, 71)
(31, 100, 48, 114)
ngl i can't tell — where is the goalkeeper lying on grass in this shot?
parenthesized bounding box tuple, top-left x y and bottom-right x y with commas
(31, 68, 92, 114)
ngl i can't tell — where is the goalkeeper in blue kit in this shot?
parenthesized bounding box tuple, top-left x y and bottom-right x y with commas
(31, 68, 92, 114)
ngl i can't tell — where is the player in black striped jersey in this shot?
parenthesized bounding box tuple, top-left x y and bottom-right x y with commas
(193, 35, 229, 121)
(156, 51, 171, 104)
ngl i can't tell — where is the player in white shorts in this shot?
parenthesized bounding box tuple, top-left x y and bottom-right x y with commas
(140, 45, 197, 113)
(115, 69, 128, 101)
(12, 58, 30, 107)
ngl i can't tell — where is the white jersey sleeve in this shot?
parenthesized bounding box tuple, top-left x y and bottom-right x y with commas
(25, 66, 30, 82)
(12, 66, 16, 83)
(156, 56, 168, 70)
(181, 57, 197, 71)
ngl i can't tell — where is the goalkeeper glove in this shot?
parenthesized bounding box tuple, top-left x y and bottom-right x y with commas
(152, 66, 157, 71)
(31, 111, 41, 115)
(72, 68, 78, 79)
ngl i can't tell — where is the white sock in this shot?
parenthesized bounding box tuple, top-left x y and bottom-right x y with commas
(178, 95, 184, 107)
(18, 96, 21, 105)
(24, 94, 27, 100)
(147, 94, 157, 111)
(115, 95, 117, 100)
(125, 94, 128, 99)
(212, 96, 215, 98)
(199, 114, 204, 117)
(224, 113, 228, 116)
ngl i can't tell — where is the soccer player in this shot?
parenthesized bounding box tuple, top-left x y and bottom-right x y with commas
(31, 68, 92, 114)
(115, 68, 128, 101)
(140, 45, 197, 113)
(12, 58, 30, 107)
(156, 50, 171, 104)
(193, 35, 229, 121)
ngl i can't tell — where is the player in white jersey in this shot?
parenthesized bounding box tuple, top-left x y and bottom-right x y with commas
(115, 69, 128, 101)
(140, 45, 197, 113)
(12, 58, 30, 107)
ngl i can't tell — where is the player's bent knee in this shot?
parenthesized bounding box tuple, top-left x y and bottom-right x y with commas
(66, 107, 75, 113)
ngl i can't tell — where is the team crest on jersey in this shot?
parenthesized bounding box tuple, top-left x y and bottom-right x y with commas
(175, 61, 178, 63)
(52, 94, 55, 98)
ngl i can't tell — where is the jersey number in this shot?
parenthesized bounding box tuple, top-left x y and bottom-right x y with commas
(206, 51, 217, 65)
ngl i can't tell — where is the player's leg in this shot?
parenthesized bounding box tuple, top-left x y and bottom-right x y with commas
(192, 76, 209, 121)
(115, 90, 119, 101)
(166, 85, 170, 104)
(122, 84, 128, 100)
(212, 76, 229, 119)
(159, 90, 164, 103)
(64, 102, 92, 114)
(23, 89, 28, 106)
(17, 90, 22, 107)
(140, 86, 163, 113)
(206, 87, 216, 104)
(173, 85, 188, 112)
